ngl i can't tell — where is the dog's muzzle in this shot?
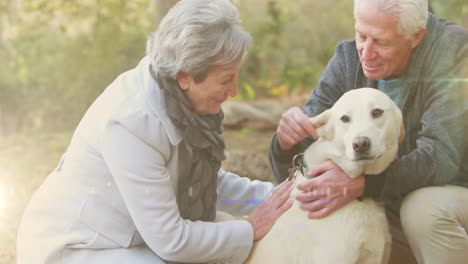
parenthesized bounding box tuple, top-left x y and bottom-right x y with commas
(352, 136, 371, 154)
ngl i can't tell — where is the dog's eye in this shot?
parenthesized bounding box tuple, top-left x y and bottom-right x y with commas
(372, 109, 384, 118)
(340, 115, 350, 123)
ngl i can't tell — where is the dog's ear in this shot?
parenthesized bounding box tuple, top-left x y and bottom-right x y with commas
(309, 109, 333, 140)
(398, 123, 405, 144)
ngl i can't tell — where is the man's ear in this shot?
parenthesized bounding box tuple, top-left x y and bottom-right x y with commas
(398, 123, 406, 144)
(177, 72, 191, 90)
(309, 109, 333, 140)
(410, 27, 426, 49)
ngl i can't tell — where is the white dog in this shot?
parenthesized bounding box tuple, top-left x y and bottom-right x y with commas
(246, 88, 405, 264)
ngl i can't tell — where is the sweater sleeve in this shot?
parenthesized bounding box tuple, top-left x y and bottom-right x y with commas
(101, 121, 253, 264)
(269, 42, 350, 182)
(216, 170, 274, 216)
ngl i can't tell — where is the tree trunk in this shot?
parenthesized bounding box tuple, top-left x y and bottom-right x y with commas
(0, 105, 4, 137)
(155, 0, 180, 25)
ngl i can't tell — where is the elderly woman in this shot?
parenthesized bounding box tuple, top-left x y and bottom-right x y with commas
(16, 0, 294, 263)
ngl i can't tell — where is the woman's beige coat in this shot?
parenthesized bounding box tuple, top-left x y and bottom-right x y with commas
(17, 57, 273, 264)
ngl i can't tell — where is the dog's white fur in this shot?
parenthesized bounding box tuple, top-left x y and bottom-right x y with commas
(245, 88, 404, 264)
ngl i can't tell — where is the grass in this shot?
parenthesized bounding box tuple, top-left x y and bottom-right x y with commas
(0, 128, 273, 263)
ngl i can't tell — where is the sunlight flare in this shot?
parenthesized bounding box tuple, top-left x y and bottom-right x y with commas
(0, 182, 6, 216)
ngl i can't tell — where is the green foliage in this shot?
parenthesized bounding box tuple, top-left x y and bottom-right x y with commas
(239, 0, 355, 98)
(241, 82, 257, 100)
(0, 0, 465, 134)
(432, 0, 467, 27)
(0, 0, 156, 133)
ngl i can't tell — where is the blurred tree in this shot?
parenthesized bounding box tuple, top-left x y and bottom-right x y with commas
(0, 0, 20, 136)
(0, 0, 465, 135)
(155, 0, 179, 24)
(0, 0, 155, 134)
(432, 0, 467, 26)
(239, 0, 354, 98)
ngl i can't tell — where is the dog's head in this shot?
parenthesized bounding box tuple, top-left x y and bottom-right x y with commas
(310, 88, 404, 175)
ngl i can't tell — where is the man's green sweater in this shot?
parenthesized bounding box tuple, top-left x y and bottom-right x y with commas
(269, 13, 468, 211)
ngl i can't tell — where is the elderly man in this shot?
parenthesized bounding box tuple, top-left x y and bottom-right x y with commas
(269, 0, 468, 263)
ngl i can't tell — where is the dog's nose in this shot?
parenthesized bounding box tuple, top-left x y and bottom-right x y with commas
(353, 137, 371, 153)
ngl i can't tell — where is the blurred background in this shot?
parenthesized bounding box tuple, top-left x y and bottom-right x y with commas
(0, 0, 466, 262)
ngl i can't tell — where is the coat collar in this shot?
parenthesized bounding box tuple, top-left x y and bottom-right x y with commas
(136, 57, 183, 145)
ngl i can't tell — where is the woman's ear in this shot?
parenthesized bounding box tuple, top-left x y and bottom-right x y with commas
(309, 109, 333, 140)
(177, 72, 191, 90)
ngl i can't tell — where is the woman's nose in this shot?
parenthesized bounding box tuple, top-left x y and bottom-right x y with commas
(227, 80, 238, 97)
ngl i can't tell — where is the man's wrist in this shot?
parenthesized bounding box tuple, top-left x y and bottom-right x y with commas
(357, 175, 366, 198)
(363, 174, 386, 199)
(271, 133, 296, 162)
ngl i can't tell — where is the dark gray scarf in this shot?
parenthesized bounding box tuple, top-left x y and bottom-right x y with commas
(150, 65, 226, 224)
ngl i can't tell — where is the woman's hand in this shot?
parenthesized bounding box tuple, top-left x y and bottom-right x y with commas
(247, 179, 295, 241)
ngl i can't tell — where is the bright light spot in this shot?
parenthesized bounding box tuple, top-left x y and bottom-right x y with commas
(0, 183, 6, 215)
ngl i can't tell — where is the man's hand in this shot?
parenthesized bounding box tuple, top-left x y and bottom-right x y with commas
(276, 107, 318, 151)
(295, 160, 365, 219)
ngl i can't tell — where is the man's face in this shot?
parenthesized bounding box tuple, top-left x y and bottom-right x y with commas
(354, 5, 424, 80)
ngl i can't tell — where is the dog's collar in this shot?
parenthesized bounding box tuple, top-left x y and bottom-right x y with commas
(287, 153, 308, 181)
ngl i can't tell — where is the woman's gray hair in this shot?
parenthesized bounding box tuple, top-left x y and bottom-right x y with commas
(354, 0, 428, 39)
(147, 0, 252, 82)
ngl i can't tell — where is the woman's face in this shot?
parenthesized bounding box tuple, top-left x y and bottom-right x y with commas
(177, 63, 241, 115)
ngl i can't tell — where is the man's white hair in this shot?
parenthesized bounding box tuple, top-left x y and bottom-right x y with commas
(354, 0, 428, 39)
(147, 0, 252, 82)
